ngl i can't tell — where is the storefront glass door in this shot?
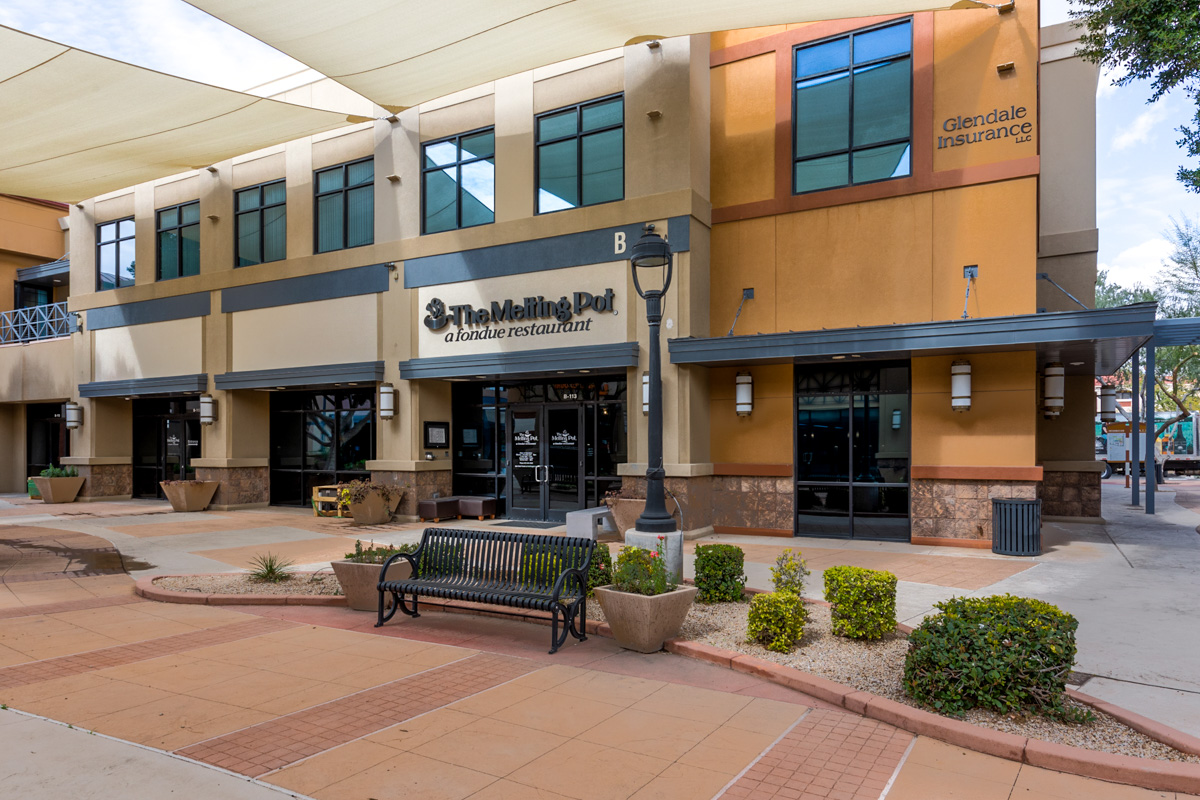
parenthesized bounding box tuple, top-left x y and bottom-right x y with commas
(132, 398, 201, 498)
(794, 363, 910, 540)
(507, 404, 584, 521)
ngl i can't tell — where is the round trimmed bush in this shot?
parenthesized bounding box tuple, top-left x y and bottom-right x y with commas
(747, 591, 808, 653)
(903, 594, 1080, 718)
(694, 544, 746, 603)
(823, 565, 897, 640)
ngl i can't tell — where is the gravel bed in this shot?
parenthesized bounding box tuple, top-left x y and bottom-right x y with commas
(676, 600, 1199, 763)
(155, 572, 343, 596)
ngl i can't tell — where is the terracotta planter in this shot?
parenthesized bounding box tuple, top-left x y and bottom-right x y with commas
(160, 481, 219, 512)
(349, 491, 392, 525)
(32, 476, 84, 504)
(332, 559, 411, 611)
(604, 498, 644, 535)
(593, 584, 698, 653)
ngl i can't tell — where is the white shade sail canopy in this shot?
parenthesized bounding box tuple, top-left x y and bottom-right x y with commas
(186, 0, 952, 110)
(0, 25, 361, 203)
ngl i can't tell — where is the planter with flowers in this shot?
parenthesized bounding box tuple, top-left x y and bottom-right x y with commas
(160, 479, 219, 512)
(593, 537, 697, 653)
(333, 540, 416, 611)
(339, 480, 405, 526)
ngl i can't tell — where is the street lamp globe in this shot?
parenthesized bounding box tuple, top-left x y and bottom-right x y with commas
(630, 224, 673, 299)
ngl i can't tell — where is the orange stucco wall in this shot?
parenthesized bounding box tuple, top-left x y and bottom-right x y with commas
(0, 196, 67, 314)
(709, 364, 794, 465)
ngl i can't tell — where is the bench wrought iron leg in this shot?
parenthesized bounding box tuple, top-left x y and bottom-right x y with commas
(549, 607, 560, 655)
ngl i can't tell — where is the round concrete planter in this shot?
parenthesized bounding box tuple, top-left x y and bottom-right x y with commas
(160, 481, 219, 512)
(32, 476, 84, 504)
(331, 559, 410, 611)
(593, 584, 698, 653)
(348, 491, 392, 526)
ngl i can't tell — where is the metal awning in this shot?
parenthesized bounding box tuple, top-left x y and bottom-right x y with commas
(16, 257, 70, 288)
(668, 304, 1157, 375)
(400, 342, 639, 380)
(1152, 318, 1200, 347)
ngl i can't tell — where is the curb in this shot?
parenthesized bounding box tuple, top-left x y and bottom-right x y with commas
(135, 575, 347, 607)
(661, 639, 1200, 794)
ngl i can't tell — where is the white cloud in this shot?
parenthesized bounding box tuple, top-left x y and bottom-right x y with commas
(1097, 64, 1129, 98)
(1100, 238, 1174, 289)
(1111, 105, 1170, 152)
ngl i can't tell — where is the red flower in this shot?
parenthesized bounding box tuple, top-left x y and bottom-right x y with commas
(651, 551, 659, 558)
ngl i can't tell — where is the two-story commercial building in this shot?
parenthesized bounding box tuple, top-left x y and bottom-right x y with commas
(1, 5, 1148, 545)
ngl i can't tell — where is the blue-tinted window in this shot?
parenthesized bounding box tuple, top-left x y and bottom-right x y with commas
(422, 128, 495, 234)
(793, 20, 912, 194)
(156, 201, 200, 281)
(97, 217, 135, 291)
(315, 158, 374, 253)
(536, 96, 623, 214)
(235, 179, 286, 267)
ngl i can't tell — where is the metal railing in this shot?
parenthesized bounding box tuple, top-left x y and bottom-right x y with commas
(0, 301, 73, 345)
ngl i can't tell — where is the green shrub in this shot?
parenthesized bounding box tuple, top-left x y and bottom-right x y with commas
(588, 543, 614, 596)
(611, 543, 676, 596)
(771, 548, 809, 595)
(694, 544, 746, 603)
(823, 565, 897, 640)
(904, 595, 1085, 720)
(344, 540, 418, 564)
(418, 542, 465, 576)
(519, 550, 563, 587)
(747, 591, 808, 653)
(39, 464, 78, 478)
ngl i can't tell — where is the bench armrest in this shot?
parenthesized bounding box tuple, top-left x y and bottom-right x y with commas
(550, 544, 594, 601)
(378, 550, 420, 584)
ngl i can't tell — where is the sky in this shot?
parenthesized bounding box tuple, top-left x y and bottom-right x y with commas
(2, 0, 1197, 291)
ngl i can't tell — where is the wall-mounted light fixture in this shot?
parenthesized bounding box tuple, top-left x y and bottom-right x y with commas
(64, 402, 83, 430)
(199, 394, 218, 426)
(1099, 385, 1116, 423)
(378, 383, 396, 420)
(892, 409, 903, 430)
(735, 372, 753, 416)
(642, 372, 650, 415)
(996, 62, 1015, 74)
(1043, 363, 1065, 418)
(951, 360, 972, 412)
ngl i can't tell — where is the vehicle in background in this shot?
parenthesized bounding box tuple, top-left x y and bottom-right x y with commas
(1096, 412, 1200, 478)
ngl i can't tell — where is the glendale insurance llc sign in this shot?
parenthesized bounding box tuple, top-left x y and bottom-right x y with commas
(417, 261, 628, 358)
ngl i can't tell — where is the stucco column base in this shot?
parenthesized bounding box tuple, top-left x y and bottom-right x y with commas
(371, 469, 453, 519)
(625, 529, 683, 582)
(74, 464, 133, 501)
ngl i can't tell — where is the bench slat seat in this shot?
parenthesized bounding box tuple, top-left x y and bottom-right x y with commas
(375, 527, 594, 653)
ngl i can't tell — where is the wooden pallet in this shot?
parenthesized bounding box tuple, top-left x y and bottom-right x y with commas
(312, 485, 346, 518)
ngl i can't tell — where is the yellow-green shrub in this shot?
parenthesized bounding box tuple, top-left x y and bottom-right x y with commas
(823, 565, 897, 640)
(747, 591, 808, 653)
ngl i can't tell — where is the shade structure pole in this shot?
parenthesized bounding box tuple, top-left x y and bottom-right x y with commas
(1146, 342, 1155, 514)
(1131, 349, 1140, 507)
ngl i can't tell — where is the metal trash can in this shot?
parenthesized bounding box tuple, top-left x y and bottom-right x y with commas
(991, 498, 1041, 556)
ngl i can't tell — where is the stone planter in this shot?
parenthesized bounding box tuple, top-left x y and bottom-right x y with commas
(32, 476, 84, 504)
(332, 559, 411, 611)
(160, 481, 219, 512)
(593, 584, 698, 653)
(349, 491, 392, 525)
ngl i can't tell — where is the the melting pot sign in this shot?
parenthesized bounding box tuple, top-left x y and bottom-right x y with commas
(424, 289, 617, 344)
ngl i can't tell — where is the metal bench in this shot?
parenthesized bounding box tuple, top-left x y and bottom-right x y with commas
(375, 527, 595, 654)
(565, 506, 618, 540)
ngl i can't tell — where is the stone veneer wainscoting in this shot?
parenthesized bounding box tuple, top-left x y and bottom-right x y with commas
(711, 474, 794, 536)
(372, 469, 452, 521)
(194, 467, 269, 509)
(1041, 468, 1102, 517)
(618, 475, 714, 536)
(911, 478, 1039, 544)
(75, 464, 133, 501)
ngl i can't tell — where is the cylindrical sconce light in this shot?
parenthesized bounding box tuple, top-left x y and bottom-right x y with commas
(892, 409, 902, 430)
(735, 372, 753, 416)
(199, 394, 218, 426)
(64, 401, 83, 430)
(1043, 363, 1065, 418)
(642, 372, 650, 415)
(951, 360, 972, 412)
(378, 382, 396, 420)
(1099, 385, 1116, 423)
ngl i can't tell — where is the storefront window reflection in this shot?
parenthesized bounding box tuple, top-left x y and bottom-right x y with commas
(270, 389, 375, 506)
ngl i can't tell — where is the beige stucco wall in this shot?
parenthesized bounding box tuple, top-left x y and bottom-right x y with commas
(231, 294, 379, 373)
(93, 318, 203, 382)
(0, 338, 75, 403)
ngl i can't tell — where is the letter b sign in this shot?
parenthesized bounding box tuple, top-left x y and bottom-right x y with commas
(614, 231, 626, 255)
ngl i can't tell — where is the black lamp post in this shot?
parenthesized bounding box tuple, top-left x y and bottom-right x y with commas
(630, 224, 677, 534)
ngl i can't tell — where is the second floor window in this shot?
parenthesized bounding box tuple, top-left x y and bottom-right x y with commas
(97, 218, 135, 291)
(793, 20, 912, 194)
(157, 201, 200, 281)
(315, 158, 373, 253)
(423, 129, 495, 233)
(236, 180, 286, 267)
(536, 95, 623, 213)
